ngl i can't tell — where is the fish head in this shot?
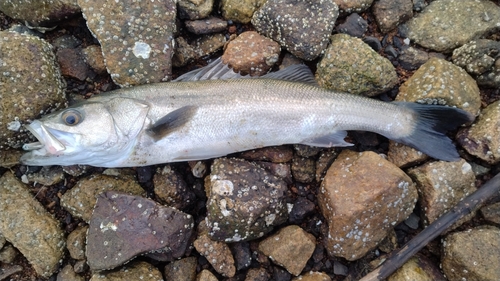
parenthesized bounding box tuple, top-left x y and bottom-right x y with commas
(21, 97, 150, 167)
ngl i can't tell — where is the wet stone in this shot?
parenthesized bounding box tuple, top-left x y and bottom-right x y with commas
(457, 100, 500, 164)
(185, 17, 227, 35)
(66, 225, 88, 260)
(387, 254, 446, 281)
(292, 271, 331, 281)
(403, 0, 500, 52)
(316, 34, 398, 97)
(335, 13, 368, 37)
(0, 0, 80, 26)
(61, 173, 145, 222)
(178, 0, 213, 20)
(332, 0, 372, 14)
(78, 0, 176, 87)
(239, 146, 293, 163)
(318, 150, 417, 261)
(163, 256, 197, 281)
(480, 202, 500, 225)
(0, 172, 65, 278)
(222, 31, 281, 76)
(398, 46, 429, 70)
(441, 227, 500, 281)
(153, 165, 196, 210)
(86, 191, 194, 271)
(205, 158, 289, 242)
(89, 261, 163, 281)
(291, 156, 316, 183)
(252, 0, 338, 61)
(408, 159, 476, 228)
(57, 264, 85, 281)
(258, 225, 316, 276)
(194, 232, 236, 277)
(221, 0, 267, 24)
(197, 269, 218, 281)
(0, 30, 66, 150)
(372, 0, 413, 34)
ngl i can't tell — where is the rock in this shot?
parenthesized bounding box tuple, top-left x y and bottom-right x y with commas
(480, 202, 500, 225)
(0, 31, 66, 150)
(293, 144, 322, 158)
(185, 17, 228, 34)
(316, 34, 398, 97)
(332, 0, 372, 14)
(73, 260, 88, 274)
(408, 159, 476, 227)
(86, 191, 194, 271)
(0, 150, 22, 168)
(315, 149, 338, 182)
(153, 165, 196, 210)
(258, 225, 316, 276)
(194, 232, 236, 277)
(291, 155, 316, 183)
(387, 141, 428, 168)
(89, 261, 163, 281)
(0, 0, 80, 26)
(372, 0, 413, 34)
(398, 46, 429, 70)
(230, 242, 252, 270)
(387, 254, 446, 281)
(318, 150, 417, 260)
(0, 234, 5, 249)
(57, 264, 85, 281)
(82, 45, 107, 75)
(221, 0, 266, 24)
(252, 0, 338, 61)
(289, 197, 316, 224)
(66, 226, 88, 260)
(178, 0, 213, 20)
(0, 244, 18, 264)
(197, 269, 218, 281)
(172, 34, 226, 67)
(205, 158, 289, 242)
(0, 172, 65, 278)
(403, 0, 500, 52)
(163, 256, 197, 281)
(56, 47, 94, 81)
(23, 165, 65, 186)
(442, 227, 500, 281)
(245, 268, 270, 281)
(78, 0, 176, 86)
(291, 271, 331, 281)
(222, 31, 281, 76)
(256, 162, 292, 184)
(239, 146, 293, 162)
(61, 173, 145, 222)
(335, 13, 368, 37)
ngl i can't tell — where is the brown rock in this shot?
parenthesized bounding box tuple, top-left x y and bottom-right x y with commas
(56, 48, 93, 81)
(239, 146, 293, 163)
(89, 261, 163, 281)
(153, 165, 195, 210)
(387, 254, 446, 281)
(197, 269, 218, 281)
(292, 271, 331, 281)
(194, 233, 236, 277)
(164, 256, 197, 281)
(67, 226, 88, 260)
(387, 141, 428, 168)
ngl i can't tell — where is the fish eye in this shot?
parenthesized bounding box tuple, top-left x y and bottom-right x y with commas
(61, 109, 83, 126)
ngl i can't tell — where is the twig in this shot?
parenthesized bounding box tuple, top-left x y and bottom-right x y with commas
(360, 172, 500, 281)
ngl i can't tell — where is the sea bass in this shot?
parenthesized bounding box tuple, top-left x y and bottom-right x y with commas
(21, 59, 473, 167)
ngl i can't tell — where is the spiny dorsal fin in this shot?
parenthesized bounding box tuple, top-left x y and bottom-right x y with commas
(147, 106, 198, 141)
(174, 57, 318, 86)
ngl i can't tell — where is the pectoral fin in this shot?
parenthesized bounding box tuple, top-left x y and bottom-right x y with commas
(301, 131, 353, 147)
(147, 106, 198, 141)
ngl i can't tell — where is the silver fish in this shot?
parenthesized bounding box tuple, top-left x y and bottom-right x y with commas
(21, 59, 473, 167)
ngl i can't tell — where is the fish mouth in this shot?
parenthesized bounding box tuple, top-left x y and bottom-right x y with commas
(22, 121, 66, 155)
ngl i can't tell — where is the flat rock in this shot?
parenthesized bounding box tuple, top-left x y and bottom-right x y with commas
(252, 0, 338, 61)
(205, 158, 288, 242)
(318, 150, 417, 260)
(221, 0, 266, 23)
(442, 227, 500, 281)
(0, 0, 80, 26)
(0, 171, 65, 278)
(403, 0, 500, 52)
(316, 34, 398, 97)
(194, 232, 236, 277)
(258, 225, 316, 276)
(86, 191, 194, 271)
(372, 0, 413, 34)
(78, 0, 176, 87)
(458, 100, 500, 164)
(89, 261, 163, 281)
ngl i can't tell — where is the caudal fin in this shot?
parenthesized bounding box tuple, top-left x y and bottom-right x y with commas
(395, 102, 474, 161)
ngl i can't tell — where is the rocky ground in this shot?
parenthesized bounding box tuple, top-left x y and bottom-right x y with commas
(1, 0, 500, 280)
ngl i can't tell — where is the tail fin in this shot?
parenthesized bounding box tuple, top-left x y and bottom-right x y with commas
(394, 102, 474, 161)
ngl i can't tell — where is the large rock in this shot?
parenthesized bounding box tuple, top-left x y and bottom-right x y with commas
(0, 0, 80, 26)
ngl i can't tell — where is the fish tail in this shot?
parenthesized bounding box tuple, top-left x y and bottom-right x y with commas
(394, 102, 474, 161)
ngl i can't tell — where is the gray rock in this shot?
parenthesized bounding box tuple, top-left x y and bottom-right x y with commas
(178, 0, 214, 20)
(480, 202, 500, 225)
(398, 46, 429, 70)
(66, 226, 88, 260)
(86, 191, 194, 271)
(255, 162, 292, 184)
(0, 172, 65, 278)
(163, 256, 197, 281)
(194, 229, 236, 277)
(78, 0, 176, 87)
(205, 158, 288, 242)
(372, 0, 413, 34)
(252, 0, 338, 61)
(221, 0, 267, 23)
(258, 225, 316, 276)
(293, 144, 322, 158)
(185, 17, 228, 34)
(0, 30, 66, 150)
(0, 244, 18, 264)
(332, 0, 372, 14)
(153, 165, 195, 210)
(335, 13, 368, 37)
(442, 227, 500, 281)
(57, 264, 85, 281)
(404, 0, 500, 52)
(231, 242, 252, 270)
(457, 100, 500, 164)
(0, 234, 5, 249)
(387, 254, 446, 281)
(89, 261, 163, 281)
(0, 0, 80, 26)
(318, 150, 417, 260)
(315, 149, 338, 182)
(316, 34, 398, 97)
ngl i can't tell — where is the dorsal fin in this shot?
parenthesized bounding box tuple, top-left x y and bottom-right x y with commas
(174, 57, 318, 86)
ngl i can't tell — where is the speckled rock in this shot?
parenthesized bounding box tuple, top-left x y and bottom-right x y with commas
(185, 17, 228, 34)
(245, 267, 270, 281)
(221, 0, 266, 23)
(57, 264, 85, 281)
(67, 226, 88, 260)
(81, 45, 107, 75)
(239, 146, 293, 163)
(89, 261, 164, 281)
(194, 231, 236, 277)
(78, 0, 176, 87)
(316, 34, 398, 97)
(0, 0, 80, 26)
(205, 158, 288, 242)
(86, 191, 194, 271)
(0, 244, 18, 264)
(197, 269, 218, 281)
(408, 159, 476, 228)
(252, 0, 338, 61)
(457, 100, 500, 164)
(292, 271, 331, 281)
(387, 141, 428, 168)
(318, 150, 417, 261)
(56, 47, 95, 81)
(335, 13, 368, 37)
(442, 227, 500, 281)
(387, 254, 446, 281)
(315, 149, 338, 182)
(372, 0, 413, 34)
(163, 256, 197, 281)
(22, 165, 65, 186)
(480, 202, 500, 225)
(258, 225, 316, 276)
(398, 46, 430, 70)
(172, 34, 226, 67)
(60, 173, 146, 222)
(403, 0, 500, 52)
(153, 165, 195, 210)
(0, 31, 66, 150)
(222, 31, 280, 76)
(256, 162, 292, 184)
(0, 234, 5, 249)
(0, 172, 65, 278)
(178, 0, 213, 20)
(291, 155, 316, 183)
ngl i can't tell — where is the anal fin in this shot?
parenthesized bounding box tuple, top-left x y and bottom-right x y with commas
(147, 106, 198, 141)
(301, 131, 353, 147)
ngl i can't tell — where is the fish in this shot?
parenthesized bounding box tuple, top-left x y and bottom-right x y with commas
(20, 58, 474, 167)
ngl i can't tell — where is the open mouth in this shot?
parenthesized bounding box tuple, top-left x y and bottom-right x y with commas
(23, 121, 66, 155)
